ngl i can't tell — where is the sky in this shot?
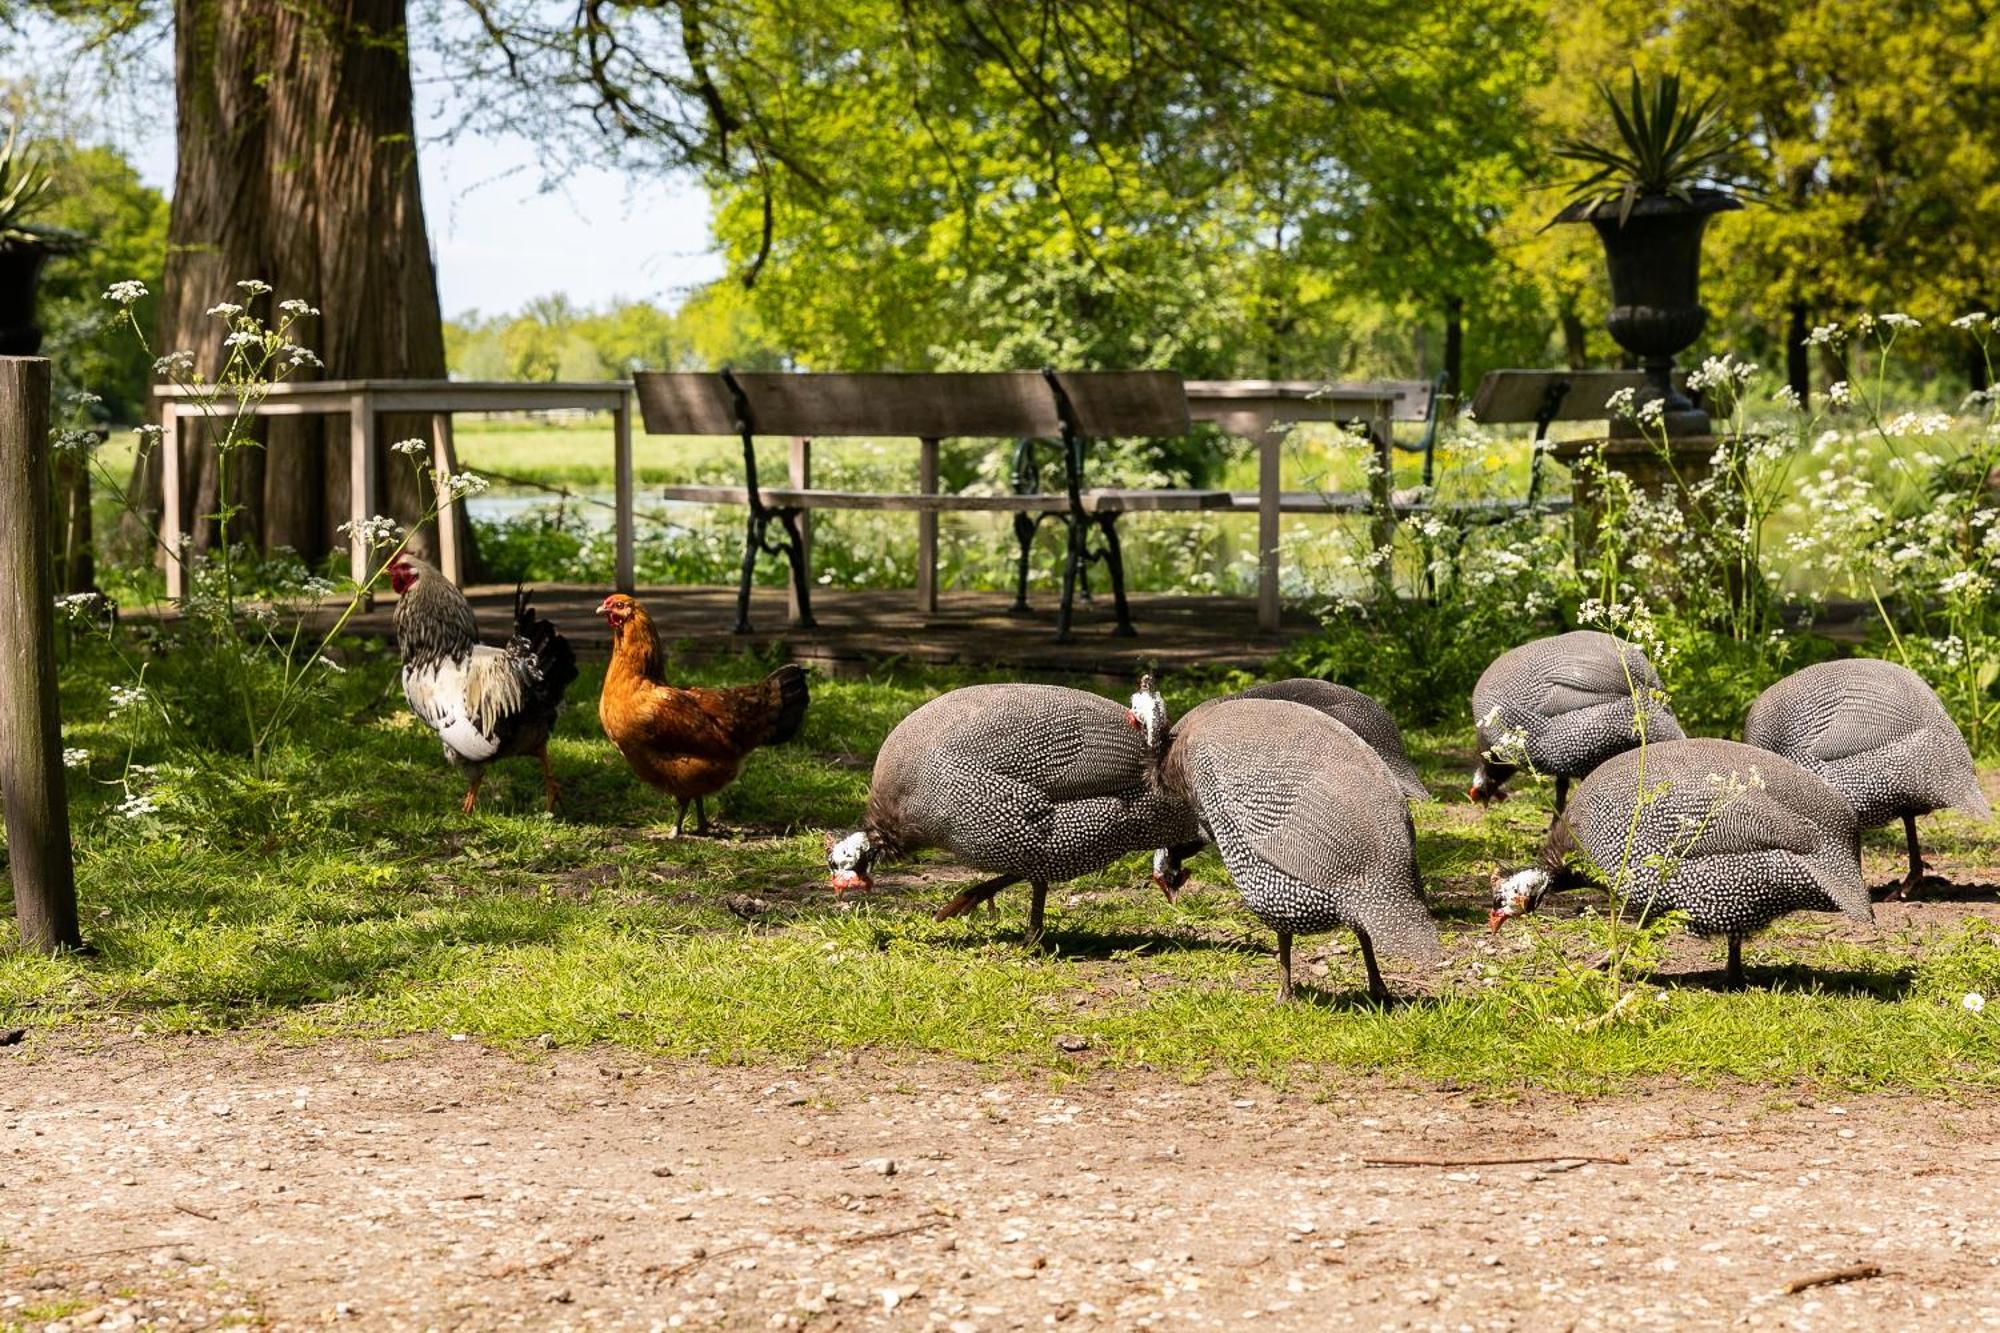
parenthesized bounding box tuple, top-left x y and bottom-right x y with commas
(26, 16, 727, 320)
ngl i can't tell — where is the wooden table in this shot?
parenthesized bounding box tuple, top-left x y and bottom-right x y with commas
(1184, 380, 1402, 631)
(152, 379, 635, 600)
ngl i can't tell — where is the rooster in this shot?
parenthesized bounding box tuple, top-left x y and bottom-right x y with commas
(388, 554, 579, 813)
(596, 593, 809, 836)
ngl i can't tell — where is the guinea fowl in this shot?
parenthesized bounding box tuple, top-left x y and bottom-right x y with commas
(597, 594, 809, 837)
(1744, 658, 1991, 898)
(1130, 676, 1443, 1002)
(388, 555, 578, 813)
(1488, 737, 1870, 986)
(824, 683, 1200, 943)
(1470, 630, 1683, 813)
(1228, 679, 1428, 800)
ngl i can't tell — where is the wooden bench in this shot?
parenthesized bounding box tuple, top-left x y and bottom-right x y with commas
(1470, 369, 1689, 505)
(633, 370, 1229, 639)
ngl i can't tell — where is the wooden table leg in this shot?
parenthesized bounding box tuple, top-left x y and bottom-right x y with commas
(613, 396, 635, 594)
(430, 412, 461, 585)
(1257, 430, 1280, 632)
(1368, 408, 1395, 598)
(917, 437, 939, 614)
(160, 404, 184, 600)
(349, 393, 377, 600)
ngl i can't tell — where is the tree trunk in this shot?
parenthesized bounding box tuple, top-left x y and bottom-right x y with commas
(1442, 294, 1464, 398)
(141, 0, 478, 576)
(1557, 294, 1590, 370)
(1786, 301, 1810, 408)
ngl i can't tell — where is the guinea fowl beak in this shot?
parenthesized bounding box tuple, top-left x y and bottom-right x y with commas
(1125, 709, 1140, 730)
(828, 870, 870, 894)
(1487, 908, 1510, 933)
(1151, 871, 1183, 902)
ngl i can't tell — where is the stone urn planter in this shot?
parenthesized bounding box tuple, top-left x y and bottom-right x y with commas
(0, 232, 80, 356)
(1557, 189, 1741, 437)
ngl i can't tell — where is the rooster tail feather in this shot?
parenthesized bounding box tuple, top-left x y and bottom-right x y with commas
(507, 586, 579, 710)
(764, 664, 810, 745)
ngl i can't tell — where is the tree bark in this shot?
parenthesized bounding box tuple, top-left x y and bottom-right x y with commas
(1786, 301, 1810, 408)
(142, 0, 477, 575)
(1557, 294, 1590, 370)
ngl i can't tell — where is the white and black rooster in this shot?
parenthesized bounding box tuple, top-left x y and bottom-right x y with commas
(387, 554, 579, 813)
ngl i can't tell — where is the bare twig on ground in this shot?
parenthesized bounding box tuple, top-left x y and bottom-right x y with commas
(1362, 1153, 1630, 1168)
(173, 1202, 217, 1221)
(491, 1234, 603, 1278)
(1785, 1264, 1882, 1295)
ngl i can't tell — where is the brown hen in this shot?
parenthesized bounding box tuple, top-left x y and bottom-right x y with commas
(596, 593, 810, 836)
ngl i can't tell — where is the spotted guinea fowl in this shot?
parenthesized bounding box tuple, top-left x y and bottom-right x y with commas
(1231, 679, 1428, 800)
(1489, 738, 1870, 986)
(388, 554, 578, 813)
(1470, 631, 1683, 813)
(1131, 677, 1442, 1001)
(1744, 658, 1991, 898)
(824, 684, 1200, 942)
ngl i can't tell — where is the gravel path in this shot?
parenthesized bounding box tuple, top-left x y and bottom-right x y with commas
(4, 1033, 1999, 1330)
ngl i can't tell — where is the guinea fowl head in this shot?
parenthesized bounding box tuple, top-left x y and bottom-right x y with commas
(1468, 755, 1515, 805)
(1487, 866, 1552, 932)
(1150, 847, 1190, 901)
(825, 829, 879, 893)
(1127, 673, 1170, 753)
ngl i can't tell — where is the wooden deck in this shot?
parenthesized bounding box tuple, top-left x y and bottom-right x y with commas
(334, 584, 1310, 679)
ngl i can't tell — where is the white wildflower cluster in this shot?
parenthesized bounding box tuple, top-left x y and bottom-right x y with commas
(337, 514, 404, 549)
(153, 350, 196, 378)
(390, 438, 430, 457)
(106, 683, 147, 716)
(115, 792, 160, 820)
(279, 298, 319, 317)
(50, 427, 99, 456)
(103, 280, 149, 306)
(1938, 569, 1991, 599)
(1950, 312, 1992, 332)
(205, 301, 244, 319)
(237, 279, 273, 297)
(1635, 398, 1667, 431)
(1605, 386, 1638, 420)
(54, 591, 107, 623)
(1881, 411, 1955, 438)
(439, 470, 491, 501)
(62, 747, 89, 769)
(133, 423, 164, 451)
(1773, 384, 1802, 412)
(1826, 381, 1853, 407)
(1877, 313, 1921, 332)
(1686, 354, 1757, 395)
(1804, 323, 1845, 348)
(282, 344, 323, 369)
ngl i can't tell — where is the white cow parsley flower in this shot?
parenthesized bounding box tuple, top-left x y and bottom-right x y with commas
(103, 280, 149, 306)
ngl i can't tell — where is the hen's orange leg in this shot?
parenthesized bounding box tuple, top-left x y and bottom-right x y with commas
(461, 772, 484, 815)
(537, 746, 563, 813)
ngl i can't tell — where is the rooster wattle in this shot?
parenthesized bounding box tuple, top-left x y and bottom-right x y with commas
(388, 555, 579, 813)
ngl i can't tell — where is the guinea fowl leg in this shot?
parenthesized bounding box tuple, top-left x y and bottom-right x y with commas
(1275, 931, 1294, 1003)
(934, 873, 1019, 921)
(1025, 881, 1049, 946)
(1725, 933, 1744, 989)
(1890, 813, 1926, 900)
(1356, 929, 1389, 1003)
(1552, 775, 1570, 823)
(460, 772, 484, 815)
(537, 746, 562, 813)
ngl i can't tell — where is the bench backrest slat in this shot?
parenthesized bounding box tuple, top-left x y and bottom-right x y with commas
(634, 371, 1189, 439)
(1471, 369, 1693, 424)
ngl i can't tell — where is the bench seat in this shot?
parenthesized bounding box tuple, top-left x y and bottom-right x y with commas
(662, 485, 1232, 514)
(1225, 490, 1571, 516)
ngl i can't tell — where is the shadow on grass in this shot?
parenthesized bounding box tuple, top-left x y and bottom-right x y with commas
(1658, 961, 1915, 1000)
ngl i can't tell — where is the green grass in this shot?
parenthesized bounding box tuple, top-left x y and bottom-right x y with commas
(7, 641, 2000, 1096)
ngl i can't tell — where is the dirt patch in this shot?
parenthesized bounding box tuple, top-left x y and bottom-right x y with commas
(5, 1034, 2000, 1330)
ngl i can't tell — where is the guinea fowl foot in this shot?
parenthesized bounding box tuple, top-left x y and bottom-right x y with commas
(1885, 873, 1928, 902)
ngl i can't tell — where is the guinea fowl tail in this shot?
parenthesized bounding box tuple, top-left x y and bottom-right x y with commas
(1953, 780, 1994, 822)
(764, 664, 810, 745)
(510, 586, 580, 709)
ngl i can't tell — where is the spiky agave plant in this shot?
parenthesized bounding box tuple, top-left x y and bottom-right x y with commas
(1555, 69, 1761, 226)
(0, 121, 54, 246)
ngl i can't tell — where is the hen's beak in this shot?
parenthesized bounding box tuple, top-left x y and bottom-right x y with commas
(828, 870, 871, 894)
(1487, 908, 1510, 933)
(594, 597, 615, 616)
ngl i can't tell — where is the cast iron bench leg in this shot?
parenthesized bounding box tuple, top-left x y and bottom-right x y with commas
(1009, 510, 1037, 615)
(1055, 514, 1086, 642)
(776, 507, 816, 629)
(1095, 513, 1136, 636)
(733, 512, 761, 634)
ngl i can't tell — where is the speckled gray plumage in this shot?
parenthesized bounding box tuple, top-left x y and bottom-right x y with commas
(865, 684, 1199, 883)
(1545, 738, 1869, 935)
(1224, 679, 1429, 800)
(1473, 631, 1683, 782)
(1743, 659, 1991, 828)
(1162, 698, 1442, 962)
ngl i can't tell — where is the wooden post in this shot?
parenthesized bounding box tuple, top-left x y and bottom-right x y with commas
(429, 412, 462, 585)
(160, 403, 184, 600)
(348, 392, 377, 597)
(1367, 408, 1396, 598)
(1257, 427, 1281, 632)
(0, 358, 81, 953)
(917, 437, 940, 614)
(612, 393, 635, 594)
(788, 436, 812, 624)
